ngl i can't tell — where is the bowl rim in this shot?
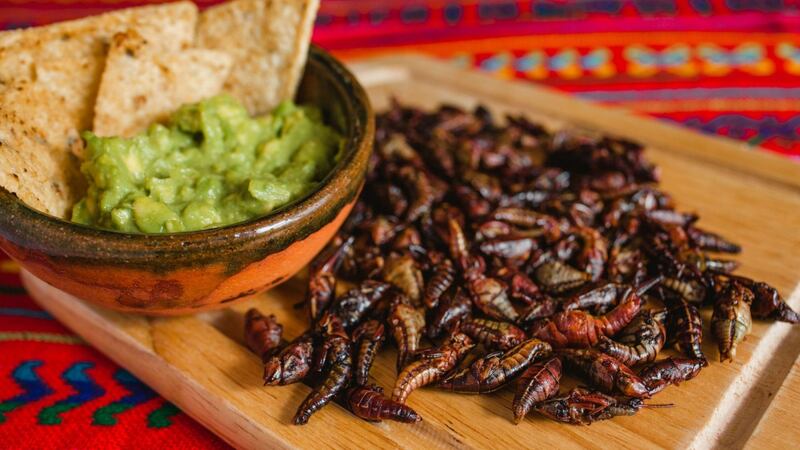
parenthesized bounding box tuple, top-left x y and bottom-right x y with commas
(0, 46, 373, 264)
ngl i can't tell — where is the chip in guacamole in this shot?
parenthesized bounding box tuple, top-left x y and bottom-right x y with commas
(71, 95, 343, 233)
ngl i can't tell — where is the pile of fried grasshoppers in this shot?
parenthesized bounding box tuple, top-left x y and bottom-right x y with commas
(244, 102, 799, 426)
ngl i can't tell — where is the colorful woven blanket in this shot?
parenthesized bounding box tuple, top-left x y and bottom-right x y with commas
(2, 1, 799, 448)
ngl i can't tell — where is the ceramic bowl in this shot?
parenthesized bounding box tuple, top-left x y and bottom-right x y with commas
(0, 46, 373, 315)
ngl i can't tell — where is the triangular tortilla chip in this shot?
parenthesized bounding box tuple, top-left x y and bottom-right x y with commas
(0, 2, 198, 217)
(93, 30, 233, 137)
(0, 1, 197, 50)
(0, 80, 83, 217)
(197, 0, 320, 116)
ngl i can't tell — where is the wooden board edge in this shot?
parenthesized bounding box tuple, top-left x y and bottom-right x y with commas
(348, 54, 800, 192)
(21, 270, 288, 450)
(740, 330, 800, 449)
(744, 351, 800, 449)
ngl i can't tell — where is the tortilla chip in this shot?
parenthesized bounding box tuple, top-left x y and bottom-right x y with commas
(0, 81, 83, 217)
(197, 0, 320, 116)
(0, 2, 197, 217)
(93, 30, 233, 137)
(0, 2, 197, 50)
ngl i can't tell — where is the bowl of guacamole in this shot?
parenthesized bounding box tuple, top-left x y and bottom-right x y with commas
(0, 47, 374, 314)
(72, 95, 344, 234)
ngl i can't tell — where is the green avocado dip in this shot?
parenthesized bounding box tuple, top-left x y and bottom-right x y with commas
(71, 95, 343, 233)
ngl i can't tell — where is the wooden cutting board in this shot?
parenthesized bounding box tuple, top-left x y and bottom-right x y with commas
(24, 54, 800, 449)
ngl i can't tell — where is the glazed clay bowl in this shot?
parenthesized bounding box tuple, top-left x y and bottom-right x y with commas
(0, 46, 373, 315)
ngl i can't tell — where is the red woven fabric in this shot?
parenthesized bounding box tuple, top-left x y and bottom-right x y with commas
(2, 1, 800, 448)
(0, 259, 229, 449)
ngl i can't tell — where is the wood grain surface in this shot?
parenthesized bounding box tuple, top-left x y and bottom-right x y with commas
(25, 55, 800, 449)
(746, 350, 800, 449)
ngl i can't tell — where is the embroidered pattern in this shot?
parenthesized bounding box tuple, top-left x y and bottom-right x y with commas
(625, 44, 698, 78)
(38, 362, 105, 425)
(93, 370, 157, 426)
(147, 402, 182, 429)
(697, 43, 774, 76)
(0, 361, 53, 423)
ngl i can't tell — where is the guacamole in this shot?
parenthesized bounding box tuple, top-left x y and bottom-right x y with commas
(71, 95, 343, 233)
